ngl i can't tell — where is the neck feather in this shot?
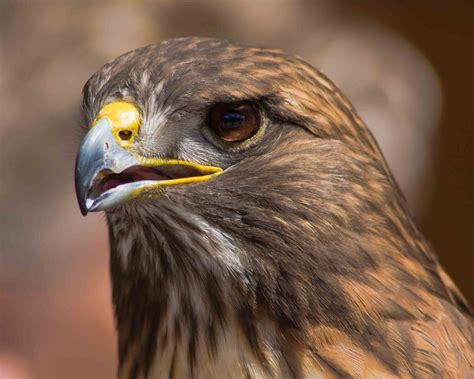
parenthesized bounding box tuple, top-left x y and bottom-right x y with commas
(107, 201, 265, 378)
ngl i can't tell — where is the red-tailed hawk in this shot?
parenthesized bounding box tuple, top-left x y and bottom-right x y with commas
(75, 37, 473, 378)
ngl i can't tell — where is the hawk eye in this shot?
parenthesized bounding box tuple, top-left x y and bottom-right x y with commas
(208, 101, 260, 142)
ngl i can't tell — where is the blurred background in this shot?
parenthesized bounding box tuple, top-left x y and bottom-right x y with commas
(0, 1, 472, 378)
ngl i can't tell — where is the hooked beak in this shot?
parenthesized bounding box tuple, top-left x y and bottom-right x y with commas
(74, 116, 222, 216)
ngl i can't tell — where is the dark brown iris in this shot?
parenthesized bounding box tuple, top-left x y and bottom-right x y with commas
(208, 101, 260, 142)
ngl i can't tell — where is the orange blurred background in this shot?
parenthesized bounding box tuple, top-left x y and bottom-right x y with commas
(1, 1, 472, 378)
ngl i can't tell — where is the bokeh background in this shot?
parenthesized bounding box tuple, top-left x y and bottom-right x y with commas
(1, 1, 472, 378)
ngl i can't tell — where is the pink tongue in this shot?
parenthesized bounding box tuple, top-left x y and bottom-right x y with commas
(102, 179, 127, 192)
(98, 166, 172, 195)
(131, 166, 165, 181)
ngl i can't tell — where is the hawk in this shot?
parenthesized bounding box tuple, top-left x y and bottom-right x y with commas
(74, 37, 473, 378)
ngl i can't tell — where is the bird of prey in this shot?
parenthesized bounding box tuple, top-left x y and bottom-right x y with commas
(75, 37, 473, 378)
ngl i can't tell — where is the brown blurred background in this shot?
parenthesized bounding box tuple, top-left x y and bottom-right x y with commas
(0, 1, 472, 378)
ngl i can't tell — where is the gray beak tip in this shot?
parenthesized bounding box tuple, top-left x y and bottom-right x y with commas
(79, 203, 88, 217)
(75, 157, 89, 216)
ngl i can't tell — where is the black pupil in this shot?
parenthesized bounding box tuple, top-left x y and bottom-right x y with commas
(222, 111, 244, 129)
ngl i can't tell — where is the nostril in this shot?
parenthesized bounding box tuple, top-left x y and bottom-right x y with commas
(118, 129, 133, 141)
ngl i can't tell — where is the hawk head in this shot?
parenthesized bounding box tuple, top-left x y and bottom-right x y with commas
(74, 37, 472, 378)
(76, 37, 391, 214)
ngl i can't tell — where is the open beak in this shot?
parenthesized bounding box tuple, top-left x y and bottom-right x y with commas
(74, 116, 222, 216)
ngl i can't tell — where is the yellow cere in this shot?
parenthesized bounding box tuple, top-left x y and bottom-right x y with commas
(93, 101, 141, 147)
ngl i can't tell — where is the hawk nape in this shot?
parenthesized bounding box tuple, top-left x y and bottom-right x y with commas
(74, 37, 473, 378)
